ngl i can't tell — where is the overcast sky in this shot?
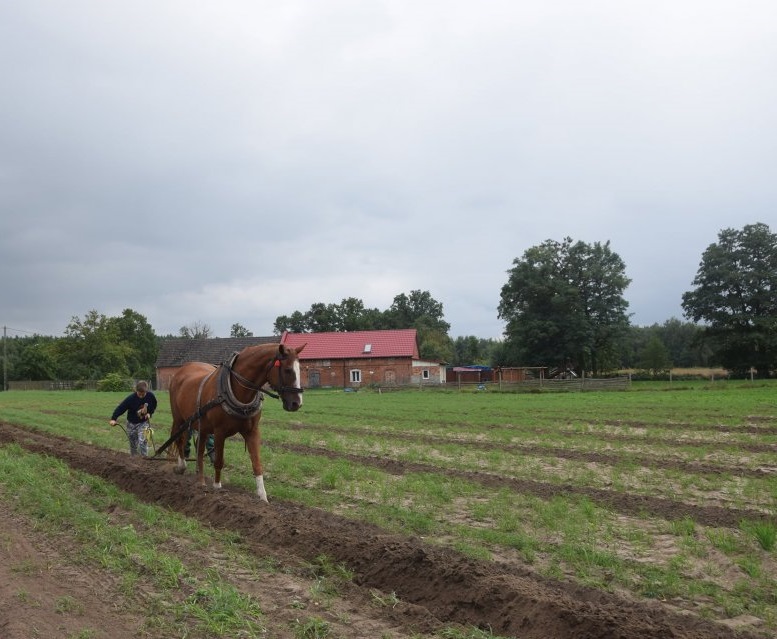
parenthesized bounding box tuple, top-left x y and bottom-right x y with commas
(1, 1, 775, 340)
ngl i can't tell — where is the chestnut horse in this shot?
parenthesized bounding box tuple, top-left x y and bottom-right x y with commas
(167, 342, 304, 502)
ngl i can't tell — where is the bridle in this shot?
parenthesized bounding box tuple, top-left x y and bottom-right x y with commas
(227, 353, 304, 401)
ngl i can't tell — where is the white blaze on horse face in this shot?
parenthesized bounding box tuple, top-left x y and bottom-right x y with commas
(256, 474, 268, 503)
(293, 360, 302, 390)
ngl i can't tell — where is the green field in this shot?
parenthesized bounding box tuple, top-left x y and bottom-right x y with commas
(1, 382, 776, 635)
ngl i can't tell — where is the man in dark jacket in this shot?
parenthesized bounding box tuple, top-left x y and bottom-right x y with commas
(109, 380, 158, 456)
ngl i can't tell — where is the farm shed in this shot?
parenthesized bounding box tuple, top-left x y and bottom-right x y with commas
(447, 365, 494, 384)
(281, 329, 446, 388)
(155, 336, 277, 391)
(495, 366, 541, 382)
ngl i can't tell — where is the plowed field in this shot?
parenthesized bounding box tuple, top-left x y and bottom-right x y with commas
(1, 414, 771, 639)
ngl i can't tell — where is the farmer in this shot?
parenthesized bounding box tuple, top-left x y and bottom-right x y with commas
(109, 380, 158, 456)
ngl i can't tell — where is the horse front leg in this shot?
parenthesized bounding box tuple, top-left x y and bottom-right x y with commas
(171, 424, 187, 475)
(244, 427, 268, 503)
(212, 433, 225, 489)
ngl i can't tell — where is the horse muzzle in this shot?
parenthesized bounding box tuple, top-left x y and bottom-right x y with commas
(281, 387, 303, 412)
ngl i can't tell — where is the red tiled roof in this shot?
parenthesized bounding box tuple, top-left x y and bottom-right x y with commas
(281, 329, 419, 360)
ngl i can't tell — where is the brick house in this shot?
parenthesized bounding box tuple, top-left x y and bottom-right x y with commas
(154, 330, 446, 391)
(280, 329, 446, 388)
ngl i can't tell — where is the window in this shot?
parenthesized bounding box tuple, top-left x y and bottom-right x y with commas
(363, 343, 372, 353)
(422, 369, 430, 380)
(350, 369, 361, 383)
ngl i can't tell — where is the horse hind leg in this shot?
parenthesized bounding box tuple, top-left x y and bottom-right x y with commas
(171, 426, 187, 475)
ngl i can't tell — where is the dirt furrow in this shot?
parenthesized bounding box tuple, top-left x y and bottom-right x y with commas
(0, 422, 762, 639)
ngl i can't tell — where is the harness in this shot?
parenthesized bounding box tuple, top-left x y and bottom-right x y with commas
(153, 350, 303, 457)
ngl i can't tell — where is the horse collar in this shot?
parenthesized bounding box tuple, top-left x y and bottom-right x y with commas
(217, 353, 264, 418)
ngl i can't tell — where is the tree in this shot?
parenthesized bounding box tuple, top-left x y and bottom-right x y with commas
(109, 309, 158, 379)
(681, 223, 777, 377)
(274, 311, 307, 335)
(305, 303, 339, 332)
(385, 291, 452, 361)
(498, 237, 631, 375)
(452, 336, 499, 366)
(7, 336, 60, 381)
(56, 310, 132, 379)
(385, 290, 451, 333)
(230, 323, 253, 337)
(179, 321, 213, 339)
(621, 320, 712, 370)
(333, 297, 382, 331)
(637, 336, 672, 377)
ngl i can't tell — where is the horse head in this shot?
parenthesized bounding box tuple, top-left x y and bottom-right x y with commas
(271, 343, 306, 412)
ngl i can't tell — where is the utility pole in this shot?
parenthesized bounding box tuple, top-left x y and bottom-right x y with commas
(2, 325, 6, 392)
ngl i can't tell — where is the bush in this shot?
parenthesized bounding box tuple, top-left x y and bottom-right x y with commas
(97, 373, 134, 392)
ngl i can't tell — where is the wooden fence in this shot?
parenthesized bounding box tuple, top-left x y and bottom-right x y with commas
(8, 380, 99, 391)
(451, 376, 631, 392)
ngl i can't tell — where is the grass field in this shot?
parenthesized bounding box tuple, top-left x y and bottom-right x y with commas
(1, 381, 776, 636)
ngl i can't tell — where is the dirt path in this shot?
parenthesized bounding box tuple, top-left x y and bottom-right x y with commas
(0, 422, 764, 639)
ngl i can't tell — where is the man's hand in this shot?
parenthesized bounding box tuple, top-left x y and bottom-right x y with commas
(109, 419, 117, 426)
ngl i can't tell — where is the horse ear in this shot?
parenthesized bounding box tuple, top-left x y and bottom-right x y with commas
(297, 342, 306, 354)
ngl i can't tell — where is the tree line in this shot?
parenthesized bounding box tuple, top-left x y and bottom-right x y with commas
(2, 222, 775, 386)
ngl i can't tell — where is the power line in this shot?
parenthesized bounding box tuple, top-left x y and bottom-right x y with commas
(2, 326, 46, 336)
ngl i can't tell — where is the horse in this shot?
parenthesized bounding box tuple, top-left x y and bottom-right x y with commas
(167, 342, 305, 502)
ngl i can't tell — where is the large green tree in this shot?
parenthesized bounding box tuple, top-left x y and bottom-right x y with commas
(55, 310, 132, 379)
(109, 309, 158, 379)
(4, 335, 61, 382)
(681, 222, 777, 376)
(498, 237, 631, 375)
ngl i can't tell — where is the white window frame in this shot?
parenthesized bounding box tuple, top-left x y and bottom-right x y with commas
(422, 369, 430, 380)
(350, 369, 361, 383)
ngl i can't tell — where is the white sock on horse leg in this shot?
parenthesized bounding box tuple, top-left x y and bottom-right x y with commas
(255, 475, 268, 503)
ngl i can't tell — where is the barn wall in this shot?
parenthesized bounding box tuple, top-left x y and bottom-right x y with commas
(301, 358, 442, 388)
(302, 357, 415, 388)
(156, 367, 178, 391)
